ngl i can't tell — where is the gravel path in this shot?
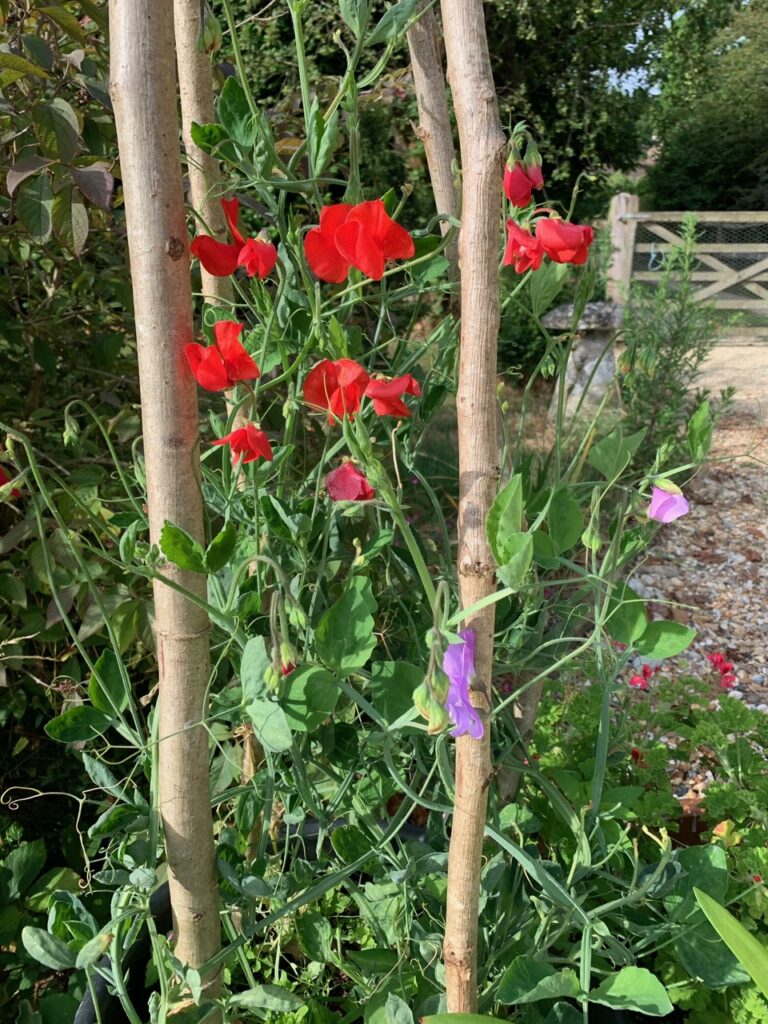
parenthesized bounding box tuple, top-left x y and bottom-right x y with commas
(630, 344, 767, 707)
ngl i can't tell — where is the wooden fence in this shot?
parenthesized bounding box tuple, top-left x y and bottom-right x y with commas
(607, 193, 768, 340)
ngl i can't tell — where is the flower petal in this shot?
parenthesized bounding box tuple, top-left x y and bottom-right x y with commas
(190, 235, 240, 276)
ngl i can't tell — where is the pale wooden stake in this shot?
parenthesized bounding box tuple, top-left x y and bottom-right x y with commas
(109, 0, 221, 990)
(439, 0, 506, 1011)
(406, 2, 459, 278)
(173, 0, 234, 309)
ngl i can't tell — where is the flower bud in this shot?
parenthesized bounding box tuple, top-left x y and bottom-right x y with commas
(196, 5, 223, 54)
(264, 665, 279, 692)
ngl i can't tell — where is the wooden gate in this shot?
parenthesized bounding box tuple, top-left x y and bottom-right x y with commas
(607, 193, 768, 341)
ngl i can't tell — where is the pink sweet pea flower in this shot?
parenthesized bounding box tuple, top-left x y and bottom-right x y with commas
(325, 463, 375, 501)
(628, 674, 649, 691)
(648, 483, 690, 524)
(442, 629, 484, 739)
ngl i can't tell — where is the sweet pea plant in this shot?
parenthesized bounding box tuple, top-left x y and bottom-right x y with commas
(3, 4, 726, 1023)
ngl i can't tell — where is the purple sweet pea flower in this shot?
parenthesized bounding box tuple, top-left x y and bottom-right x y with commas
(648, 484, 690, 524)
(442, 629, 484, 740)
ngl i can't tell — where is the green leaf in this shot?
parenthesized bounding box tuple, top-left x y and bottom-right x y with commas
(315, 577, 377, 675)
(588, 426, 645, 479)
(218, 77, 256, 150)
(544, 1003, 582, 1024)
(160, 521, 206, 573)
(240, 636, 270, 702)
(497, 956, 581, 1004)
(0, 51, 54, 80)
(39, 5, 90, 43)
(688, 400, 712, 461)
(366, 0, 419, 45)
(190, 120, 239, 163)
(87, 650, 128, 716)
(529, 260, 568, 318)
(71, 162, 114, 209)
(315, 108, 340, 176)
(75, 930, 112, 969)
(606, 582, 648, 645)
(496, 533, 533, 590)
(382, 994, 413, 1024)
(547, 486, 583, 553)
(3, 840, 45, 900)
(635, 621, 695, 658)
(369, 661, 422, 723)
(14, 1000, 42, 1024)
(33, 98, 80, 162)
(45, 705, 113, 743)
(21, 926, 76, 970)
(675, 914, 750, 988)
(16, 174, 54, 244)
(205, 522, 238, 573)
(339, 0, 369, 37)
(52, 186, 89, 255)
(245, 697, 293, 753)
(487, 474, 524, 564)
(695, 888, 768, 998)
(280, 665, 339, 732)
(589, 966, 673, 1017)
(228, 985, 305, 1012)
(26, 867, 81, 913)
(296, 910, 333, 962)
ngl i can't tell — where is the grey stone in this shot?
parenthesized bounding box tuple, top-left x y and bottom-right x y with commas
(544, 301, 624, 424)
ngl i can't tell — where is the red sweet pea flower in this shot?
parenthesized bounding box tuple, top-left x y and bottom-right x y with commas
(304, 204, 353, 283)
(535, 218, 594, 266)
(364, 374, 421, 418)
(304, 199, 415, 282)
(190, 197, 277, 279)
(303, 359, 370, 422)
(628, 674, 648, 691)
(503, 220, 544, 274)
(325, 462, 375, 501)
(185, 320, 260, 391)
(503, 162, 541, 207)
(212, 423, 273, 463)
(0, 464, 21, 499)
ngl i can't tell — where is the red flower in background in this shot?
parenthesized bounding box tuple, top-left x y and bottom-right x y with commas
(0, 464, 21, 499)
(325, 463, 375, 501)
(535, 218, 594, 266)
(185, 320, 260, 391)
(305, 199, 414, 282)
(504, 162, 542, 207)
(503, 220, 544, 274)
(364, 374, 421, 418)
(304, 359, 370, 422)
(628, 664, 657, 691)
(212, 424, 273, 463)
(708, 652, 737, 689)
(190, 197, 277, 279)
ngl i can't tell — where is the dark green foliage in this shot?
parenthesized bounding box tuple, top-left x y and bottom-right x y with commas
(645, 0, 768, 211)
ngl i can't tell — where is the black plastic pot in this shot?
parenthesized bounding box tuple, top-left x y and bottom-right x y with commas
(74, 882, 171, 1024)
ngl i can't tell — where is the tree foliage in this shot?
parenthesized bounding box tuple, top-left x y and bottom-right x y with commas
(645, 0, 768, 210)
